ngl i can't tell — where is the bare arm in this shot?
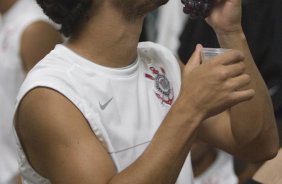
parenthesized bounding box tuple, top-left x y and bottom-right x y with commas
(196, 0, 279, 162)
(15, 43, 254, 183)
(253, 148, 282, 184)
(17, 175, 22, 184)
(199, 32, 279, 161)
(20, 21, 62, 72)
(15, 87, 201, 184)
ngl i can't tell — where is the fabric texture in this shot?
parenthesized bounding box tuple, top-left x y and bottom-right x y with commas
(14, 42, 194, 184)
(155, 0, 188, 55)
(0, 0, 51, 183)
(194, 150, 238, 184)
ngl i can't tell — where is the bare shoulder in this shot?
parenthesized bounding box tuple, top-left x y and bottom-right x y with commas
(20, 21, 62, 71)
(14, 87, 90, 173)
(15, 87, 116, 183)
(21, 21, 62, 46)
(15, 87, 86, 137)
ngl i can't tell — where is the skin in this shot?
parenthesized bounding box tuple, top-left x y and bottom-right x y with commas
(191, 140, 217, 177)
(1, 0, 62, 182)
(15, 0, 279, 183)
(0, 0, 62, 72)
(0, 0, 16, 13)
(253, 148, 282, 184)
(111, 0, 168, 21)
(20, 21, 62, 72)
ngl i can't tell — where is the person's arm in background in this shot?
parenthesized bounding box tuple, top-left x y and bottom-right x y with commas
(196, 0, 279, 162)
(17, 175, 22, 184)
(17, 20, 62, 183)
(20, 21, 62, 72)
(251, 148, 282, 184)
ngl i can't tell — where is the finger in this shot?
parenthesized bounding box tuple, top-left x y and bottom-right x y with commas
(226, 74, 251, 91)
(185, 44, 203, 72)
(212, 50, 245, 66)
(229, 89, 255, 105)
(224, 61, 245, 78)
(213, 62, 245, 81)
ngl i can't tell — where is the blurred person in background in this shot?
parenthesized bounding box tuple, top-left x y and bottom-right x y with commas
(142, 0, 188, 55)
(0, 0, 62, 183)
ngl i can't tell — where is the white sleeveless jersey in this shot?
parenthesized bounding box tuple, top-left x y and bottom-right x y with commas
(15, 42, 194, 184)
(194, 150, 238, 184)
(0, 0, 52, 183)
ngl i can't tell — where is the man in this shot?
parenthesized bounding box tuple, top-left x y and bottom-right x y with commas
(0, 0, 62, 183)
(14, 0, 279, 183)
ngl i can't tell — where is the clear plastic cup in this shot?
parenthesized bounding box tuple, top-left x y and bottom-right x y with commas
(201, 48, 231, 63)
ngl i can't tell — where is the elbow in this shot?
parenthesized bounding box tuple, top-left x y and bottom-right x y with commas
(258, 124, 280, 161)
(237, 127, 280, 163)
(248, 119, 280, 162)
(239, 146, 278, 164)
(243, 136, 279, 163)
(259, 143, 279, 162)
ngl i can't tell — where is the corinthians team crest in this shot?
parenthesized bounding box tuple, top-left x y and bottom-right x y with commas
(145, 66, 174, 105)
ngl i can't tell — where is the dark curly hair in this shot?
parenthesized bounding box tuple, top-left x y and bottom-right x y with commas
(36, 0, 93, 37)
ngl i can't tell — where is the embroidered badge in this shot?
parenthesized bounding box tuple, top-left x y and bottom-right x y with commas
(145, 66, 174, 105)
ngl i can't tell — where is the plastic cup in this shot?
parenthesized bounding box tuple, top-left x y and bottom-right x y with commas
(201, 48, 231, 63)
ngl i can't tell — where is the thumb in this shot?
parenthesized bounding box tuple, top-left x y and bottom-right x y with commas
(184, 44, 203, 73)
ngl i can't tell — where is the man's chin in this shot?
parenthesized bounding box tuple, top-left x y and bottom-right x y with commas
(146, 0, 169, 13)
(111, 0, 170, 21)
(154, 0, 170, 7)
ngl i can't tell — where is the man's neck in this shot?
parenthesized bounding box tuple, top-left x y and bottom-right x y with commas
(0, 0, 17, 14)
(66, 2, 144, 68)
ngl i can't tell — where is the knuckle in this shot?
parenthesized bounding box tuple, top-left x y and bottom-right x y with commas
(243, 74, 251, 83)
(239, 62, 246, 71)
(227, 93, 236, 103)
(235, 50, 245, 60)
(224, 81, 233, 90)
(218, 69, 228, 79)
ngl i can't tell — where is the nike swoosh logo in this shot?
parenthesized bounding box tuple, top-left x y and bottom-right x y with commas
(99, 97, 113, 110)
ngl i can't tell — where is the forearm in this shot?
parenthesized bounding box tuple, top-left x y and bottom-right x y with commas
(110, 99, 202, 184)
(253, 148, 282, 183)
(216, 30, 279, 161)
